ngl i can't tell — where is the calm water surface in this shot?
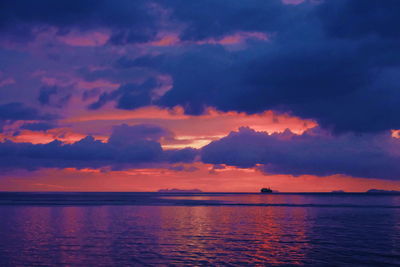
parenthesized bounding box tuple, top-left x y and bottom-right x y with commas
(0, 193, 399, 266)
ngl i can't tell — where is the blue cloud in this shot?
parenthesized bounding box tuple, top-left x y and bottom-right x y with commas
(0, 124, 198, 171)
(20, 122, 57, 131)
(202, 127, 400, 180)
(105, 1, 400, 133)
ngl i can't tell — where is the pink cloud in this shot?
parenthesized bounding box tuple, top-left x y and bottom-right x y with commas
(151, 34, 180, 46)
(35, 71, 119, 91)
(58, 31, 110, 47)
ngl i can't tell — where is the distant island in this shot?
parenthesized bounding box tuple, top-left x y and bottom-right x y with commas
(330, 190, 346, 193)
(328, 189, 400, 194)
(366, 189, 400, 194)
(157, 188, 203, 193)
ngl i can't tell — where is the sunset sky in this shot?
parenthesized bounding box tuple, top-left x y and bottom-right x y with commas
(1, 0, 400, 192)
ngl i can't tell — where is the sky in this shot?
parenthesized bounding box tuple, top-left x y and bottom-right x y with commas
(1, 0, 400, 192)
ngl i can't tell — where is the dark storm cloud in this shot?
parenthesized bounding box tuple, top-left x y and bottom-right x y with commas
(0, 0, 159, 44)
(3, 0, 400, 134)
(201, 127, 400, 180)
(88, 79, 157, 110)
(110, 0, 400, 133)
(317, 0, 400, 40)
(0, 124, 198, 171)
(160, 0, 292, 41)
(115, 46, 243, 115)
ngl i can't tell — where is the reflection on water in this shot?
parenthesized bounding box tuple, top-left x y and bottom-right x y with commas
(0, 194, 399, 266)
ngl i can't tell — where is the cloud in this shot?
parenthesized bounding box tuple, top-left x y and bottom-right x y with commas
(38, 86, 71, 108)
(162, 0, 294, 41)
(3, 0, 400, 137)
(57, 30, 110, 47)
(20, 122, 57, 131)
(88, 79, 157, 110)
(0, 102, 57, 132)
(317, 0, 400, 40)
(164, 148, 198, 163)
(0, 102, 55, 121)
(108, 1, 400, 133)
(201, 127, 400, 180)
(0, 124, 198, 172)
(0, 0, 160, 44)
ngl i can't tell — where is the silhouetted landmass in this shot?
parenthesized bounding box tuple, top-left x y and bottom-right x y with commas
(366, 189, 400, 194)
(158, 188, 203, 193)
(331, 190, 346, 193)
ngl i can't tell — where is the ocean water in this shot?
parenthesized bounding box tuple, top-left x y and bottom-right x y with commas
(0, 193, 399, 266)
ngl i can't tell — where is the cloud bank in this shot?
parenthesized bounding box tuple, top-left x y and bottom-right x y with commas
(202, 127, 400, 180)
(0, 124, 197, 171)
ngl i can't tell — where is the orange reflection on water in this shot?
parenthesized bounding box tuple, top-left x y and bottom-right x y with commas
(154, 198, 312, 265)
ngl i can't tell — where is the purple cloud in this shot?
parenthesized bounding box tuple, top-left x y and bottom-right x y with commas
(0, 124, 198, 172)
(201, 127, 400, 180)
(106, 0, 400, 133)
(0, 0, 160, 45)
(20, 122, 57, 131)
(0, 102, 57, 132)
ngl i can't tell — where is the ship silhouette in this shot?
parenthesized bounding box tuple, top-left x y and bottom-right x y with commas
(260, 187, 273, 193)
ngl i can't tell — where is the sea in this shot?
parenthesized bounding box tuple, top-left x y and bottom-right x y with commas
(0, 192, 399, 266)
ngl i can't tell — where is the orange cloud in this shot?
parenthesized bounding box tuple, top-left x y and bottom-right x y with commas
(0, 104, 316, 155)
(57, 30, 110, 47)
(65, 106, 317, 149)
(151, 34, 180, 46)
(392, 129, 400, 138)
(148, 31, 269, 48)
